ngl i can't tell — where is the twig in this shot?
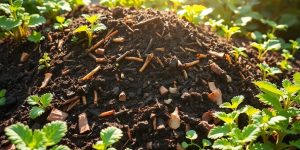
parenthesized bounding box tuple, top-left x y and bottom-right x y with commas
(143, 38, 153, 54)
(93, 90, 98, 105)
(133, 17, 160, 28)
(99, 109, 115, 117)
(66, 99, 80, 111)
(86, 30, 119, 52)
(185, 47, 198, 53)
(155, 57, 164, 68)
(180, 60, 200, 68)
(116, 50, 132, 62)
(139, 53, 154, 72)
(81, 66, 101, 80)
(62, 96, 80, 105)
(82, 96, 87, 105)
(124, 57, 144, 62)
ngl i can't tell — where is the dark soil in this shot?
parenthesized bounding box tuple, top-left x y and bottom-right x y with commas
(0, 5, 299, 150)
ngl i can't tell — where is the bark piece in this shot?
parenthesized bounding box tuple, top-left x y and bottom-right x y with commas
(78, 112, 90, 134)
(159, 86, 169, 96)
(47, 108, 68, 121)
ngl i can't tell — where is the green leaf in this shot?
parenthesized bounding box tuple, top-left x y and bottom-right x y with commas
(214, 111, 239, 124)
(27, 95, 40, 105)
(0, 4, 11, 14)
(208, 123, 233, 139)
(0, 16, 22, 31)
(220, 95, 244, 110)
(4, 123, 32, 150)
(290, 139, 300, 149)
(186, 130, 197, 140)
(181, 141, 189, 149)
(212, 139, 241, 150)
(50, 145, 71, 150)
(27, 31, 44, 43)
(56, 16, 66, 24)
(268, 116, 287, 125)
(242, 105, 260, 117)
(74, 25, 89, 33)
(256, 93, 282, 111)
(92, 23, 107, 32)
(30, 106, 45, 119)
(100, 126, 123, 148)
(40, 93, 53, 108)
(249, 142, 274, 150)
(0, 89, 6, 97)
(0, 97, 5, 106)
(253, 81, 284, 97)
(294, 72, 300, 84)
(28, 14, 46, 27)
(42, 121, 67, 146)
(82, 14, 100, 25)
(31, 130, 46, 149)
(265, 40, 281, 51)
(202, 139, 211, 147)
(93, 141, 105, 150)
(285, 85, 300, 95)
(230, 125, 260, 144)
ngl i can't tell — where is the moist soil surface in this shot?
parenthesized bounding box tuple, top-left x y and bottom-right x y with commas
(0, 5, 300, 150)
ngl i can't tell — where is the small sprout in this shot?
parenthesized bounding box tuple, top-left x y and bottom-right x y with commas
(0, 89, 7, 106)
(38, 53, 51, 70)
(5, 121, 69, 149)
(177, 5, 213, 25)
(251, 39, 281, 61)
(27, 93, 53, 119)
(257, 63, 281, 80)
(27, 31, 44, 43)
(289, 39, 300, 55)
(54, 16, 72, 30)
(230, 46, 248, 62)
(168, 107, 181, 130)
(181, 130, 211, 149)
(220, 25, 241, 41)
(37, 0, 71, 19)
(93, 126, 123, 150)
(220, 95, 244, 111)
(261, 19, 287, 39)
(278, 49, 294, 71)
(73, 14, 107, 47)
(69, 0, 91, 9)
(205, 18, 224, 32)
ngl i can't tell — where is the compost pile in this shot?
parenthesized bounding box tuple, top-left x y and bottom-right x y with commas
(1, 5, 299, 149)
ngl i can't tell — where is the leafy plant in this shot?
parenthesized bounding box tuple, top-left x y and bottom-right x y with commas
(68, 0, 91, 9)
(27, 93, 53, 119)
(220, 25, 240, 41)
(93, 126, 123, 150)
(53, 16, 72, 30)
(27, 31, 44, 43)
(73, 14, 107, 47)
(99, 0, 144, 8)
(5, 121, 69, 150)
(230, 46, 248, 62)
(0, 0, 46, 40)
(251, 39, 281, 61)
(278, 49, 294, 71)
(261, 19, 287, 40)
(37, 0, 71, 20)
(257, 63, 282, 80)
(0, 89, 7, 106)
(205, 18, 224, 32)
(177, 5, 213, 25)
(181, 130, 211, 150)
(38, 53, 51, 70)
(289, 39, 300, 55)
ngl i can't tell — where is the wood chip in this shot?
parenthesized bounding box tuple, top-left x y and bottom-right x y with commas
(99, 109, 115, 117)
(95, 48, 105, 55)
(208, 82, 217, 91)
(87, 30, 118, 52)
(159, 86, 169, 96)
(156, 118, 165, 130)
(155, 47, 165, 52)
(139, 53, 154, 72)
(113, 37, 125, 43)
(78, 112, 90, 134)
(20, 52, 30, 62)
(96, 58, 106, 63)
(185, 47, 198, 53)
(208, 50, 224, 58)
(47, 108, 68, 121)
(93, 90, 98, 105)
(40, 73, 52, 89)
(180, 60, 200, 68)
(124, 57, 144, 62)
(82, 96, 87, 105)
(81, 66, 101, 80)
(119, 91, 126, 101)
(168, 107, 180, 130)
(210, 62, 226, 75)
(208, 89, 222, 105)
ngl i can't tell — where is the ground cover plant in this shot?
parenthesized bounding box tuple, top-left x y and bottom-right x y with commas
(0, 0, 300, 149)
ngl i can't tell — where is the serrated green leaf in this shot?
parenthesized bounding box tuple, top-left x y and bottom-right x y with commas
(31, 130, 46, 149)
(265, 40, 281, 51)
(282, 79, 292, 88)
(220, 95, 244, 110)
(100, 126, 123, 148)
(249, 142, 274, 150)
(56, 16, 65, 24)
(4, 123, 32, 150)
(256, 93, 282, 111)
(0, 4, 11, 14)
(186, 130, 197, 140)
(42, 121, 67, 146)
(50, 145, 71, 150)
(212, 139, 241, 150)
(30, 106, 45, 119)
(82, 14, 100, 25)
(214, 111, 239, 124)
(290, 139, 300, 149)
(74, 25, 89, 33)
(208, 123, 233, 139)
(0, 16, 22, 31)
(28, 14, 45, 27)
(13, 0, 23, 8)
(230, 125, 260, 144)
(27, 95, 40, 105)
(181, 141, 189, 149)
(294, 72, 300, 84)
(253, 81, 284, 97)
(202, 139, 211, 147)
(28, 31, 44, 43)
(268, 116, 287, 125)
(242, 105, 260, 117)
(92, 23, 107, 32)
(93, 141, 105, 150)
(285, 85, 300, 95)
(40, 93, 53, 108)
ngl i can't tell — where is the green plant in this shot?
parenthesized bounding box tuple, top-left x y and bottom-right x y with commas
(99, 0, 144, 8)
(27, 93, 53, 119)
(177, 5, 213, 25)
(27, 31, 44, 43)
(39, 53, 51, 70)
(261, 19, 287, 40)
(73, 14, 107, 47)
(0, 0, 45, 40)
(257, 63, 281, 80)
(37, 0, 71, 20)
(93, 126, 123, 150)
(0, 89, 7, 106)
(278, 49, 294, 71)
(68, 0, 91, 9)
(181, 130, 211, 150)
(251, 39, 281, 61)
(53, 16, 72, 30)
(230, 46, 248, 62)
(289, 39, 300, 55)
(220, 25, 240, 41)
(205, 18, 224, 32)
(5, 121, 69, 150)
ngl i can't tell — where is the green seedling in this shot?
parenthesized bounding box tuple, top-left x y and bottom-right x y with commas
(53, 16, 72, 30)
(177, 5, 213, 25)
(230, 46, 248, 62)
(278, 49, 293, 71)
(68, 0, 91, 9)
(0, 0, 46, 40)
(37, 0, 71, 20)
(5, 121, 69, 150)
(220, 95, 244, 111)
(205, 19, 224, 32)
(73, 14, 107, 47)
(289, 39, 300, 55)
(38, 53, 51, 70)
(220, 25, 240, 41)
(93, 126, 123, 150)
(261, 19, 287, 39)
(27, 31, 44, 43)
(27, 93, 53, 119)
(257, 63, 281, 80)
(251, 39, 281, 61)
(0, 89, 7, 106)
(181, 130, 211, 150)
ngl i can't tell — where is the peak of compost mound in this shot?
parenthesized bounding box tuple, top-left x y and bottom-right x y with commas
(0, 5, 270, 149)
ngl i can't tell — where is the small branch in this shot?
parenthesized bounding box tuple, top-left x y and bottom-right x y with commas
(116, 50, 133, 62)
(81, 66, 101, 80)
(93, 90, 98, 105)
(124, 57, 144, 62)
(86, 30, 119, 52)
(99, 109, 115, 117)
(139, 53, 154, 73)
